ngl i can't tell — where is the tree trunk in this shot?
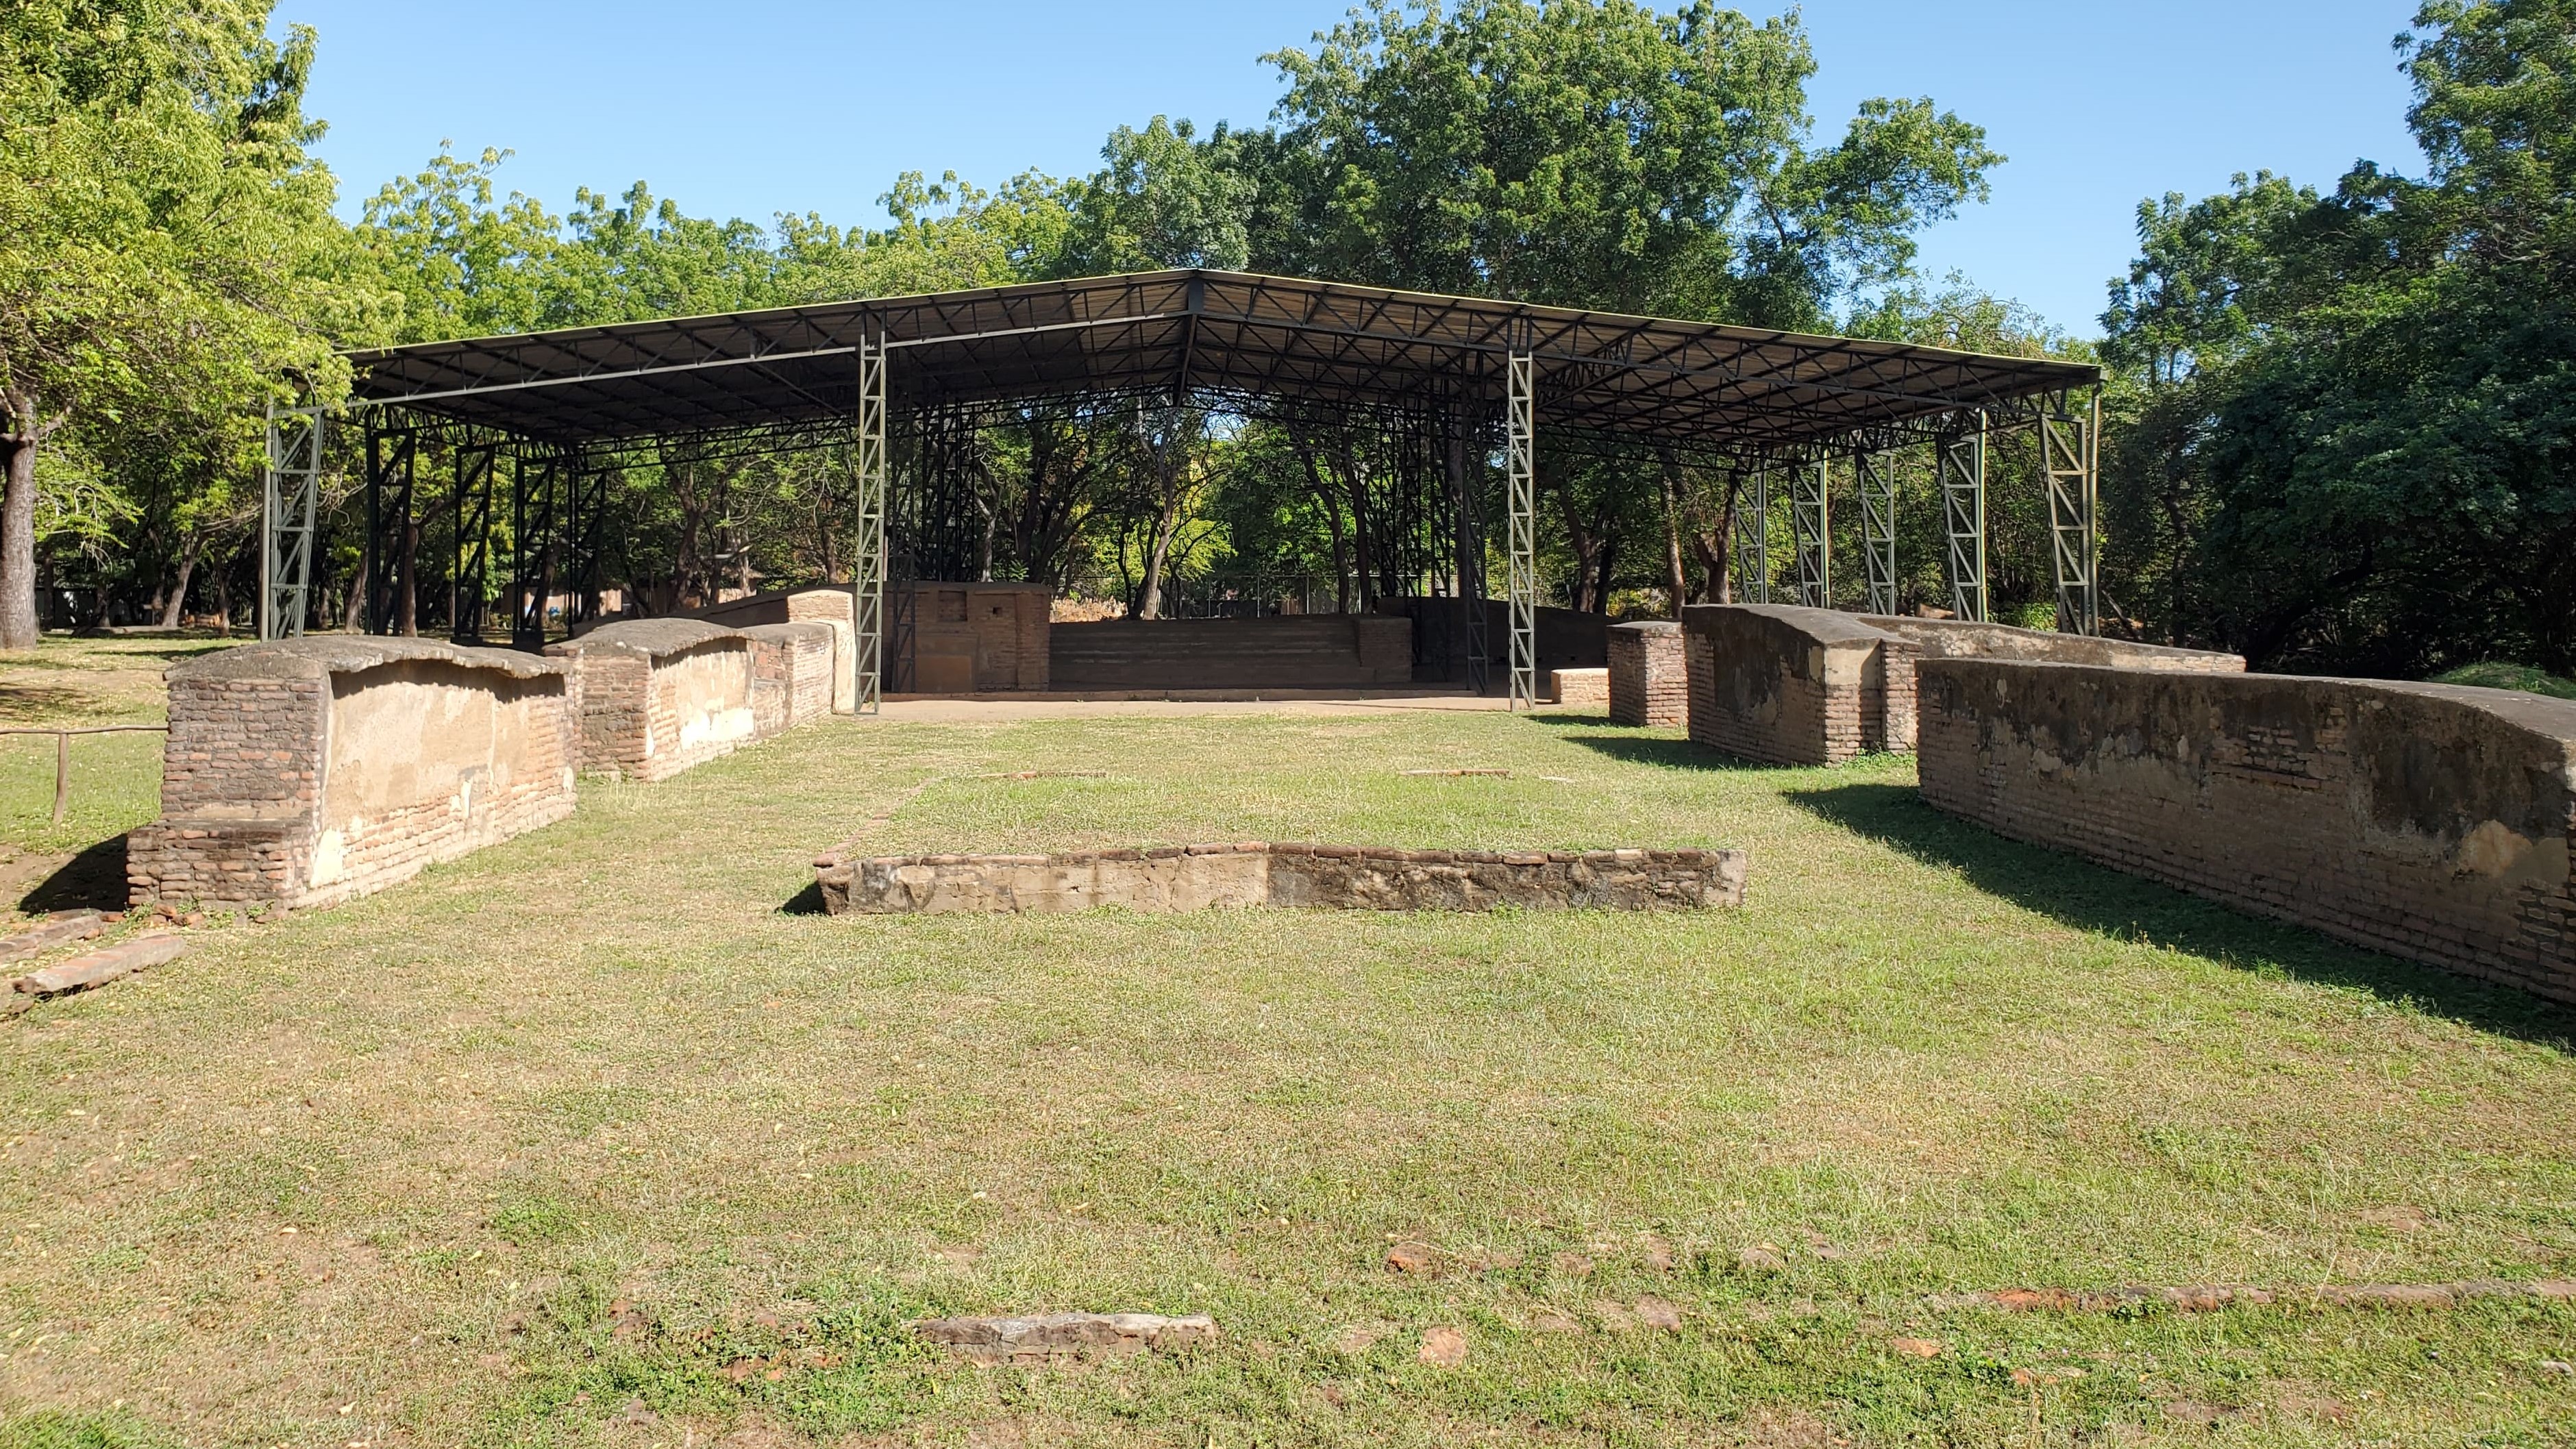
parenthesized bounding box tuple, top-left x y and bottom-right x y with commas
(160, 546, 198, 629)
(0, 390, 51, 649)
(211, 549, 234, 636)
(1655, 449, 1689, 618)
(1137, 486, 1185, 621)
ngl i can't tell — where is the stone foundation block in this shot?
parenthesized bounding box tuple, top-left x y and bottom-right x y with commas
(815, 841, 1748, 915)
(1549, 667, 1609, 708)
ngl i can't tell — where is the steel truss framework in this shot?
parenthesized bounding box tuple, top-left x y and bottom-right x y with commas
(272, 269, 2098, 710)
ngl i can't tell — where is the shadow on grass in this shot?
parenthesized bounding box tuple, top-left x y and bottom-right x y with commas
(19, 834, 129, 913)
(778, 880, 830, 916)
(0, 682, 91, 722)
(1790, 781, 2576, 1050)
(1555, 730, 1777, 772)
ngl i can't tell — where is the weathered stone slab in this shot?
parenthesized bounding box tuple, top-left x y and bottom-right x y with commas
(12, 932, 186, 998)
(815, 842, 1747, 915)
(0, 913, 103, 962)
(912, 1312, 1217, 1365)
(1548, 667, 1608, 709)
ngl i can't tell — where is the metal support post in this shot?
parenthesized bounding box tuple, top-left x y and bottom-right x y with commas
(565, 461, 609, 628)
(259, 402, 323, 641)
(450, 441, 496, 643)
(362, 422, 416, 636)
(850, 338, 888, 714)
(1940, 412, 1989, 623)
(2042, 397, 2100, 635)
(1505, 352, 1537, 711)
(1859, 447, 1898, 616)
(1792, 456, 1831, 608)
(1731, 467, 1770, 604)
(508, 447, 559, 651)
(1444, 408, 1489, 694)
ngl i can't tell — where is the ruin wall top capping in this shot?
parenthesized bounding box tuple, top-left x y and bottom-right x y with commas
(170, 636, 571, 685)
(545, 617, 741, 660)
(1610, 619, 1683, 636)
(1926, 658, 2576, 754)
(1857, 614, 2244, 670)
(1680, 603, 1899, 647)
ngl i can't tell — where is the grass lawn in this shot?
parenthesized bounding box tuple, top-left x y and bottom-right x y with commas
(1, 638, 2572, 1447)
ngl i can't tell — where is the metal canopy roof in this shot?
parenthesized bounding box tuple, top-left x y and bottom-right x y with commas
(345, 269, 2098, 454)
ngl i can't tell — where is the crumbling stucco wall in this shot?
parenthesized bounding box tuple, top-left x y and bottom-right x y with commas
(545, 619, 757, 781)
(1608, 621, 1687, 728)
(1917, 660, 2576, 1002)
(687, 588, 858, 713)
(1857, 615, 2245, 675)
(128, 639, 579, 908)
(815, 841, 1748, 915)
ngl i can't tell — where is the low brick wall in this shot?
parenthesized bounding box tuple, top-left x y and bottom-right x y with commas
(128, 639, 579, 908)
(545, 619, 758, 781)
(815, 842, 1748, 915)
(1682, 605, 2246, 765)
(1549, 667, 1609, 709)
(689, 588, 860, 712)
(743, 622, 837, 736)
(1918, 660, 2576, 1002)
(1608, 621, 1687, 727)
(1682, 605, 1914, 765)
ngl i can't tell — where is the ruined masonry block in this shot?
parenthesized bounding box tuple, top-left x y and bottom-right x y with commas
(1608, 621, 1687, 727)
(814, 841, 1748, 915)
(742, 621, 837, 736)
(127, 638, 580, 909)
(1917, 660, 2576, 1005)
(1550, 667, 1609, 709)
(1682, 604, 2242, 765)
(545, 619, 759, 781)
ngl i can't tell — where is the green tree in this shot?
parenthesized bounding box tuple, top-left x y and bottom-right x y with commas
(2100, 0, 2576, 673)
(0, 0, 376, 646)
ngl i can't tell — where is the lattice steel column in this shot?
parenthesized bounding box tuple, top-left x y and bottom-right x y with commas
(1732, 467, 1770, 604)
(2042, 398, 2100, 636)
(363, 421, 417, 636)
(450, 440, 497, 643)
(1859, 448, 1897, 616)
(1506, 352, 1537, 711)
(1792, 456, 1831, 608)
(850, 338, 888, 715)
(260, 402, 323, 641)
(508, 445, 559, 651)
(1941, 412, 1989, 623)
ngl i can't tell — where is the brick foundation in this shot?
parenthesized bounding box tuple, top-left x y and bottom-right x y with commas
(127, 639, 579, 909)
(1917, 660, 2576, 1003)
(815, 842, 1748, 915)
(1607, 621, 1686, 726)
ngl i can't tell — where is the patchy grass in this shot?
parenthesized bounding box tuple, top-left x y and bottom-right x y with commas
(2432, 660, 2576, 702)
(0, 680, 2571, 1447)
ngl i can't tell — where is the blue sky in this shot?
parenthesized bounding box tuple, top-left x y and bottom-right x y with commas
(281, 1, 2425, 337)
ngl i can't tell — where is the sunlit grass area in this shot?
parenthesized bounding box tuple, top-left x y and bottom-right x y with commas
(0, 671, 2571, 1447)
(2432, 661, 2576, 702)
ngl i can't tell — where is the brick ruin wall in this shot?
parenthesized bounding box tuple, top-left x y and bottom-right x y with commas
(1608, 622, 1687, 727)
(691, 588, 861, 713)
(1917, 660, 2576, 1002)
(816, 841, 1748, 915)
(129, 640, 580, 909)
(547, 620, 758, 782)
(1682, 605, 2243, 764)
(743, 622, 837, 735)
(1682, 605, 1912, 765)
